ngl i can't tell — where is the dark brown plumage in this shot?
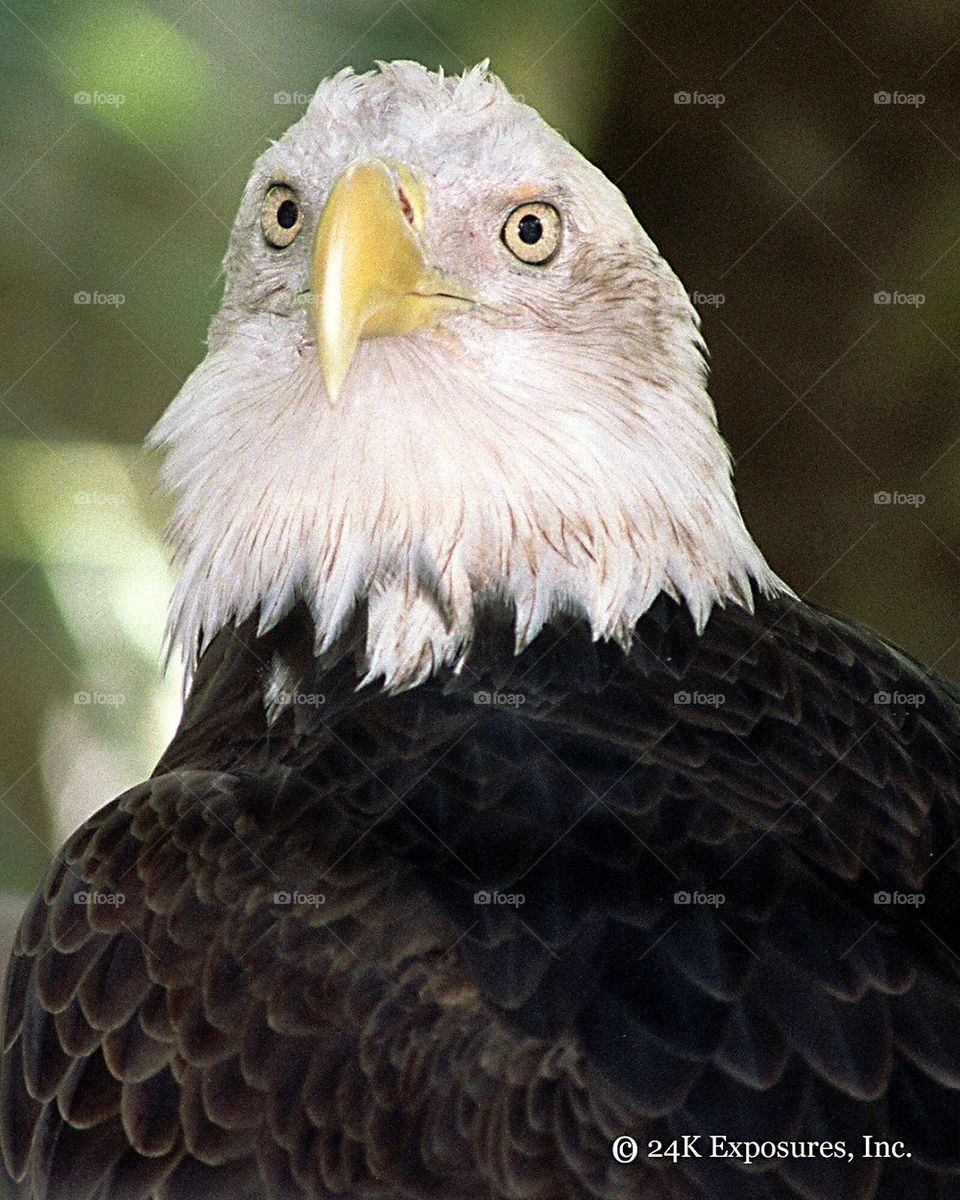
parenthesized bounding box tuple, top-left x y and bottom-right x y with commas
(4, 589, 960, 1199)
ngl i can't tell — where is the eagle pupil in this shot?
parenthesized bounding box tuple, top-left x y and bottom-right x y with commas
(277, 199, 299, 228)
(518, 214, 543, 244)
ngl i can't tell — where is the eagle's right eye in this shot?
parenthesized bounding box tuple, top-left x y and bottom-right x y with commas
(261, 184, 303, 248)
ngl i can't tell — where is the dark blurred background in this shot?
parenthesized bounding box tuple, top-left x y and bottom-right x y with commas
(0, 0, 958, 907)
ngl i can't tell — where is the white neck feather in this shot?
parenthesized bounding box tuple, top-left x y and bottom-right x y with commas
(151, 303, 785, 691)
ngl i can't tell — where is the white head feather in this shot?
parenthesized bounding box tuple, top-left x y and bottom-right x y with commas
(150, 61, 786, 691)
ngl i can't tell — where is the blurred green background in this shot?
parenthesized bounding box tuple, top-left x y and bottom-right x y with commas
(0, 0, 958, 904)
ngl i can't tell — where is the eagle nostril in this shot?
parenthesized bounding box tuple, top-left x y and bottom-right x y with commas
(397, 187, 415, 226)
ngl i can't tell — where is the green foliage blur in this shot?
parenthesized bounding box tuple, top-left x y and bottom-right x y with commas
(1, 0, 958, 901)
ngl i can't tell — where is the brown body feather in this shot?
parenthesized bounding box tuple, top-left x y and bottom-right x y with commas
(3, 591, 960, 1199)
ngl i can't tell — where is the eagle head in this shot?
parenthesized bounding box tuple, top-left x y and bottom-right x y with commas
(150, 61, 782, 690)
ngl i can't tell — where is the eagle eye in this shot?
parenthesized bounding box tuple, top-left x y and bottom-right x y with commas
(261, 184, 303, 248)
(501, 202, 561, 265)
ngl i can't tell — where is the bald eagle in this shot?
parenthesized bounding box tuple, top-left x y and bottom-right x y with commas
(3, 62, 960, 1200)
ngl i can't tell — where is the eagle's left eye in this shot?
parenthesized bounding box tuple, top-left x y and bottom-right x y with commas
(501, 202, 561, 265)
(261, 184, 303, 248)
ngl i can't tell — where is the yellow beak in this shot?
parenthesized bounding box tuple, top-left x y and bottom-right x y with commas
(311, 159, 474, 403)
